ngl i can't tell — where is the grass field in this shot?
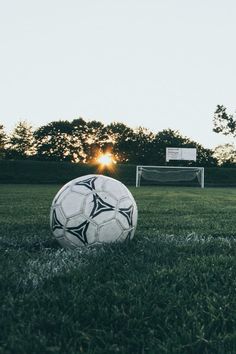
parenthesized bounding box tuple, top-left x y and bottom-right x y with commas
(0, 185, 236, 354)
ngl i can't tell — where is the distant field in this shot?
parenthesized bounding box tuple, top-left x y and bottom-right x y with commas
(0, 185, 236, 354)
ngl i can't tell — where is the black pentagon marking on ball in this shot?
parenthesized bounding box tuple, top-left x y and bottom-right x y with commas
(90, 193, 115, 219)
(75, 176, 97, 191)
(66, 220, 89, 245)
(52, 209, 64, 231)
(118, 205, 134, 227)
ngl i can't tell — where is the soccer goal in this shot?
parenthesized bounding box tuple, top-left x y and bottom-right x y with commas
(136, 166, 205, 188)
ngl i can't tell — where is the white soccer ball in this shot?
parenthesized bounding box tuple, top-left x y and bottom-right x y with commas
(50, 174, 138, 248)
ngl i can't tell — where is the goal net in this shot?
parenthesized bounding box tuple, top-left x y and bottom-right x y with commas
(136, 166, 204, 188)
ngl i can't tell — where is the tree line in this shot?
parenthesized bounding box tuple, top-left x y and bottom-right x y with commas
(0, 110, 235, 166)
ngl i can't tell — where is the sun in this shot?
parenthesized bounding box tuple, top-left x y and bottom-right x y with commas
(97, 153, 114, 166)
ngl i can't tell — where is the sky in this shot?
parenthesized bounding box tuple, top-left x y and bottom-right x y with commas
(0, 0, 235, 149)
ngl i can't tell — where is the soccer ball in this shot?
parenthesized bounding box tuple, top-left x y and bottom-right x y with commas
(50, 174, 138, 248)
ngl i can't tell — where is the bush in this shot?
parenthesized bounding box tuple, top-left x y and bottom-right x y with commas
(1, 160, 236, 186)
(0, 160, 136, 185)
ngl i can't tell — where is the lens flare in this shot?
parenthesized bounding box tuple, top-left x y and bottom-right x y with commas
(97, 153, 113, 166)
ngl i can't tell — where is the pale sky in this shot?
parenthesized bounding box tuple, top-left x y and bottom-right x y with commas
(0, 0, 235, 149)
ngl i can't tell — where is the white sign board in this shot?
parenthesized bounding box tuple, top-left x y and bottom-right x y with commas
(166, 148, 196, 162)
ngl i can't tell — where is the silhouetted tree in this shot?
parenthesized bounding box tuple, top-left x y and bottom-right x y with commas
(0, 123, 7, 159)
(70, 118, 89, 162)
(106, 122, 129, 142)
(126, 127, 154, 164)
(213, 144, 236, 166)
(7, 121, 35, 159)
(84, 120, 109, 162)
(3, 117, 218, 166)
(106, 122, 135, 162)
(34, 120, 74, 161)
(213, 105, 236, 136)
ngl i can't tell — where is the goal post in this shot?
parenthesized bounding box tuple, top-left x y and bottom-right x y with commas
(136, 165, 205, 188)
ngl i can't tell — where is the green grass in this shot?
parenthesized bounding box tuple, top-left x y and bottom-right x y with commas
(0, 185, 236, 354)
